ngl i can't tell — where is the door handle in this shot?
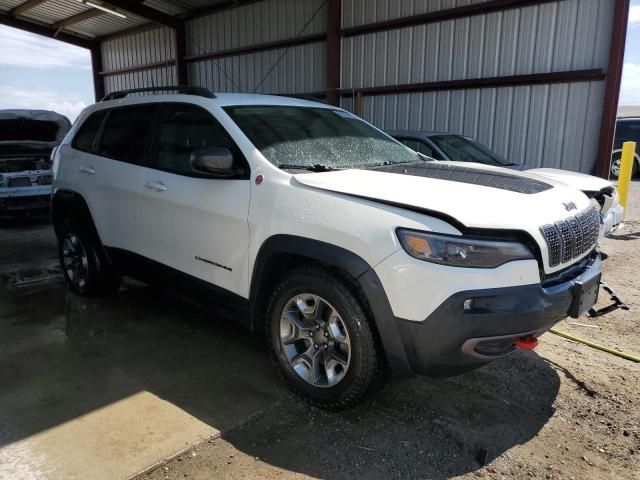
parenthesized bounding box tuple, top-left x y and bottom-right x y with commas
(79, 166, 96, 175)
(145, 181, 168, 192)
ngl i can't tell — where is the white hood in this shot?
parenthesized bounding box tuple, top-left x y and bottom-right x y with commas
(293, 164, 592, 232)
(525, 168, 613, 192)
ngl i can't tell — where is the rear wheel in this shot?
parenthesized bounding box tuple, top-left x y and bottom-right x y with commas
(267, 266, 381, 409)
(58, 219, 120, 296)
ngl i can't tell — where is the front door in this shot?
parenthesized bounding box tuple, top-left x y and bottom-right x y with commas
(138, 103, 251, 300)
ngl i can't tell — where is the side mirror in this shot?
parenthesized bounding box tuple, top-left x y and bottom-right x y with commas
(190, 147, 240, 177)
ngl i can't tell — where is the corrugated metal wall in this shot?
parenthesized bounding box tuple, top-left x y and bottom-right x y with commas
(342, 0, 495, 29)
(186, 0, 326, 94)
(95, 0, 615, 173)
(188, 43, 326, 94)
(340, 0, 613, 172)
(186, 0, 326, 55)
(101, 26, 176, 92)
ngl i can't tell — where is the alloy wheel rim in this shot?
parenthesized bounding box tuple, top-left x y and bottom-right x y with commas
(62, 234, 89, 289)
(611, 158, 621, 176)
(279, 293, 351, 388)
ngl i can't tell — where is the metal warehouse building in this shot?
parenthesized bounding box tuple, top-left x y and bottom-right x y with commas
(0, 0, 630, 177)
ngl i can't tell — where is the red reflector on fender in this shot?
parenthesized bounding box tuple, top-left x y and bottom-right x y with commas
(515, 336, 539, 350)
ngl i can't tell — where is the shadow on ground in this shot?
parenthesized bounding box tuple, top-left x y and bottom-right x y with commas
(607, 220, 640, 241)
(0, 219, 560, 479)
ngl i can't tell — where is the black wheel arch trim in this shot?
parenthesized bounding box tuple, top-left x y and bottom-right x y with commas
(250, 234, 414, 376)
(52, 189, 96, 236)
(52, 188, 111, 264)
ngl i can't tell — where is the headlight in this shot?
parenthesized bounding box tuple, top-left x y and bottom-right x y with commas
(396, 229, 534, 268)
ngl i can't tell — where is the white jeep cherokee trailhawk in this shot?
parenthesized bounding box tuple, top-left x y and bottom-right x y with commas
(52, 87, 603, 409)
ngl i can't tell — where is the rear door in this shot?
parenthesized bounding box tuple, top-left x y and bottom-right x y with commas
(138, 103, 251, 299)
(76, 104, 156, 254)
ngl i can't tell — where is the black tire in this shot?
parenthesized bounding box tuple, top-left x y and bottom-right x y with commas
(610, 152, 638, 179)
(266, 265, 381, 409)
(58, 218, 120, 296)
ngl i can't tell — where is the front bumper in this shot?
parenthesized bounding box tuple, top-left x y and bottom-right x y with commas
(602, 203, 623, 235)
(0, 185, 52, 215)
(391, 253, 602, 376)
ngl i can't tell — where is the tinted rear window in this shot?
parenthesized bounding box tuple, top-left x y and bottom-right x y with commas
(97, 105, 156, 163)
(72, 110, 107, 153)
(0, 120, 59, 142)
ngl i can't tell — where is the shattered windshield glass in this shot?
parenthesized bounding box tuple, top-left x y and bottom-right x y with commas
(224, 106, 418, 170)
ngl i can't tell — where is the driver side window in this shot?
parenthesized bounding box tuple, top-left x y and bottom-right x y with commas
(152, 104, 241, 176)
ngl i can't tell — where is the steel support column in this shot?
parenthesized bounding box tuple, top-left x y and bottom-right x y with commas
(595, 0, 630, 179)
(175, 22, 188, 85)
(91, 44, 105, 101)
(326, 0, 341, 106)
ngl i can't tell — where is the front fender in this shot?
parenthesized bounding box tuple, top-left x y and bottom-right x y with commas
(250, 234, 414, 376)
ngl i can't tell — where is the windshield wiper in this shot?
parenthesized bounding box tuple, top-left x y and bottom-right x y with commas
(364, 159, 422, 168)
(278, 163, 340, 172)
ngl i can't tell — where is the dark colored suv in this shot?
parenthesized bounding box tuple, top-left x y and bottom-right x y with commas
(611, 117, 640, 178)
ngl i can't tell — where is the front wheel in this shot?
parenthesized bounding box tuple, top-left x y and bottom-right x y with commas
(266, 266, 382, 409)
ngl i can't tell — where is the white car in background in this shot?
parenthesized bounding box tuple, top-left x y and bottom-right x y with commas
(389, 130, 624, 236)
(0, 110, 71, 216)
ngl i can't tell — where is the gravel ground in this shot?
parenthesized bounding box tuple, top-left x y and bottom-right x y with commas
(141, 183, 640, 480)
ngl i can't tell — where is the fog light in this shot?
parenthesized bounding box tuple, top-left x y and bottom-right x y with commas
(463, 299, 474, 311)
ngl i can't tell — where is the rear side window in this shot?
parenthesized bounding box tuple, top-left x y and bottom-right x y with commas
(97, 105, 155, 163)
(151, 104, 243, 175)
(72, 110, 107, 152)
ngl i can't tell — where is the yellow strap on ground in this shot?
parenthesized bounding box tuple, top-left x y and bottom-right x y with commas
(549, 328, 640, 363)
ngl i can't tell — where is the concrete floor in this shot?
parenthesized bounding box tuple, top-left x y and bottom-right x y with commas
(0, 185, 638, 480)
(0, 220, 285, 479)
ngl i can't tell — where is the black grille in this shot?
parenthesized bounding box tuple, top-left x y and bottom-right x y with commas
(540, 207, 599, 267)
(540, 224, 561, 266)
(556, 220, 574, 263)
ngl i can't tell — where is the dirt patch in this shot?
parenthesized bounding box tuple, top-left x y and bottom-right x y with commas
(141, 184, 640, 480)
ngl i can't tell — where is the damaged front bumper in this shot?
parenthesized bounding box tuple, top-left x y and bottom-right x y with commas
(391, 253, 603, 376)
(601, 203, 624, 235)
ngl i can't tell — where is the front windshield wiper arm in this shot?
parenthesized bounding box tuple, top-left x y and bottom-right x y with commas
(278, 163, 340, 172)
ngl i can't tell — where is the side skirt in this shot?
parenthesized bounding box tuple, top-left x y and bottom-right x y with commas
(105, 247, 251, 327)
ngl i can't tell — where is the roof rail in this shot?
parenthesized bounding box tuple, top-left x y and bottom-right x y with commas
(101, 86, 216, 102)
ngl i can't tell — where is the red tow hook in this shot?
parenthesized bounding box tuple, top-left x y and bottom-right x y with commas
(515, 336, 539, 350)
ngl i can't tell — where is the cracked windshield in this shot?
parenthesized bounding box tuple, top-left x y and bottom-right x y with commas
(225, 105, 419, 171)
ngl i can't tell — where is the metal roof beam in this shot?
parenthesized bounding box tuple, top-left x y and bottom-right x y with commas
(182, 0, 264, 19)
(101, 0, 179, 27)
(10, 0, 48, 16)
(53, 9, 106, 33)
(0, 11, 95, 49)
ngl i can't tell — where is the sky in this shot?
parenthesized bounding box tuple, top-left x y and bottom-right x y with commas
(0, 25, 93, 121)
(621, 1, 640, 105)
(0, 3, 640, 121)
